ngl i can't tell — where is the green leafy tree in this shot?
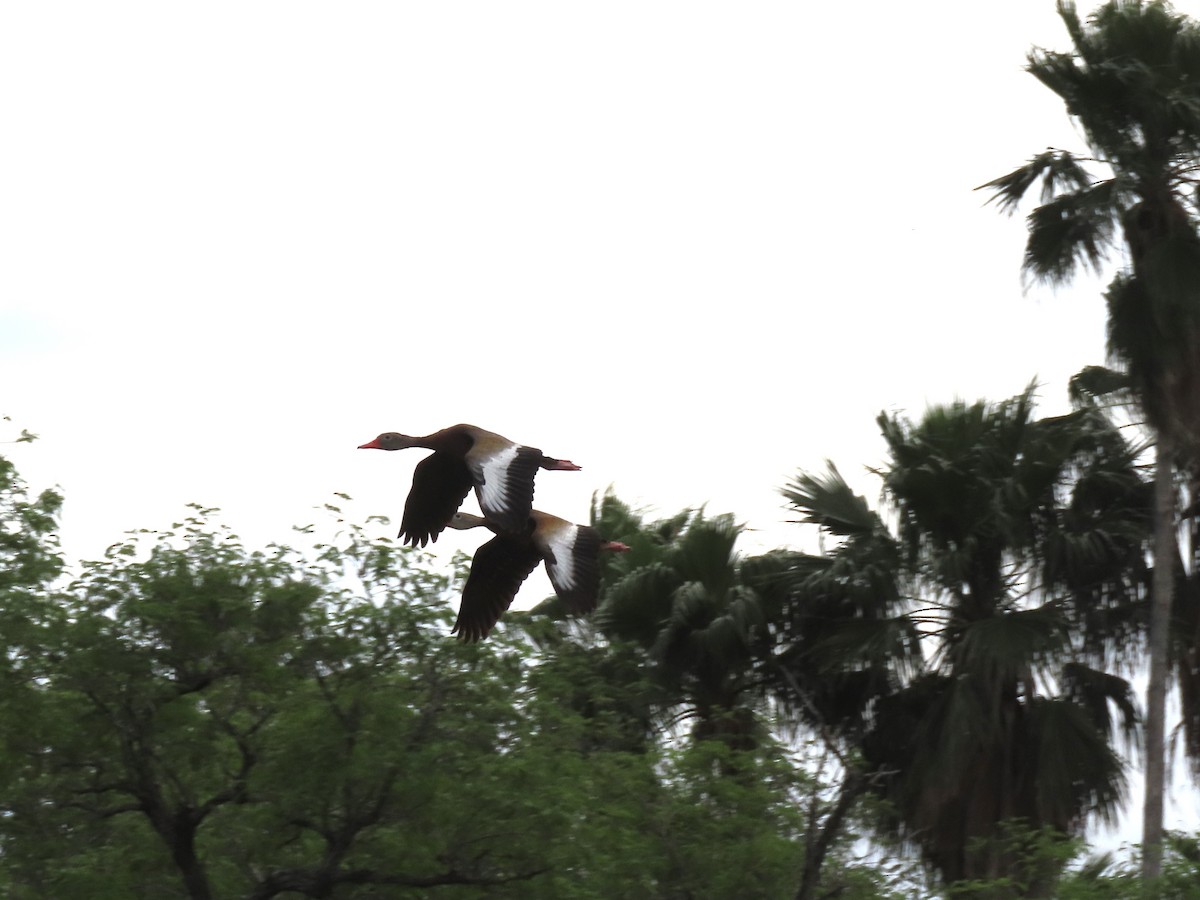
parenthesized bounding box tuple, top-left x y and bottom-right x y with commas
(980, 1, 1200, 875)
(0, 444, 68, 897)
(947, 828, 1200, 899)
(0, 435, 64, 676)
(0, 506, 568, 898)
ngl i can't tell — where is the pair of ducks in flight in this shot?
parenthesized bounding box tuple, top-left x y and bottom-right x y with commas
(359, 424, 630, 642)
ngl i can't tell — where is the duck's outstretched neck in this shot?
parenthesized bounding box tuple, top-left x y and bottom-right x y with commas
(448, 512, 490, 531)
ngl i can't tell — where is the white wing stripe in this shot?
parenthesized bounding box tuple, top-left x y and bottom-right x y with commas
(476, 444, 519, 518)
(544, 523, 579, 592)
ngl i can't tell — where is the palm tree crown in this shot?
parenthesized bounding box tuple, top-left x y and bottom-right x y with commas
(776, 388, 1150, 888)
(593, 492, 766, 750)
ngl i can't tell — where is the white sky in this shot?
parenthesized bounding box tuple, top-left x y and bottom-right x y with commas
(3, 0, 1199, 844)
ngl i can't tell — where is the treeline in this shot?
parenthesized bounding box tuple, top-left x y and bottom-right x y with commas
(2, 381, 1200, 898)
(0, 455, 893, 899)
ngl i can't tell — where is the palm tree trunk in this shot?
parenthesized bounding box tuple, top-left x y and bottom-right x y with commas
(1142, 433, 1175, 880)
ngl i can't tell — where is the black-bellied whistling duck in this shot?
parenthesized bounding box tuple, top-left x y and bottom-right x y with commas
(446, 510, 631, 643)
(357, 424, 581, 546)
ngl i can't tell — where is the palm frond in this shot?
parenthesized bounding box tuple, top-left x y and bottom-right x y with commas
(594, 563, 679, 645)
(695, 599, 761, 671)
(1057, 1, 1087, 62)
(589, 488, 700, 573)
(806, 613, 922, 679)
(1060, 661, 1140, 752)
(1023, 188, 1118, 283)
(668, 515, 741, 588)
(815, 539, 904, 616)
(977, 150, 1095, 214)
(665, 580, 715, 631)
(739, 549, 830, 602)
(1026, 696, 1127, 827)
(916, 675, 997, 785)
(1068, 364, 1135, 408)
(782, 462, 878, 537)
(652, 581, 760, 681)
(949, 605, 1070, 683)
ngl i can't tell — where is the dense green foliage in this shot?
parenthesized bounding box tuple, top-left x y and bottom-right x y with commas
(0, 460, 901, 899)
(0, 394, 1197, 899)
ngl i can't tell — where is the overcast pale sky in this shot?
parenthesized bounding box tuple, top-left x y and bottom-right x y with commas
(1, 1, 1119, 553)
(3, 0, 1199, 841)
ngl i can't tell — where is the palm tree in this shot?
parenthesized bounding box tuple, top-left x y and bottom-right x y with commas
(980, 0, 1200, 876)
(749, 471, 917, 900)
(592, 492, 767, 753)
(776, 389, 1149, 892)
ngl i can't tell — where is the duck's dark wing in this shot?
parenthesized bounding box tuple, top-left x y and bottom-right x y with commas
(400, 452, 474, 547)
(468, 444, 543, 534)
(539, 523, 603, 614)
(451, 534, 542, 642)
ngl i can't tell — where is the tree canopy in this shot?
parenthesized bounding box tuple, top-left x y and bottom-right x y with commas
(0, 470, 900, 899)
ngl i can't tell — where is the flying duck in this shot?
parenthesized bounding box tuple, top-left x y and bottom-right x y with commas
(357, 424, 581, 546)
(446, 510, 630, 642)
